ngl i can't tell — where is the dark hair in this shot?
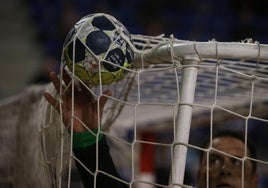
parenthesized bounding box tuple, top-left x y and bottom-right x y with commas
(199, 130, 257, 172)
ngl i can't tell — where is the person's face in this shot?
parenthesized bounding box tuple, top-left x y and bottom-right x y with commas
(198, 136, 258, 188)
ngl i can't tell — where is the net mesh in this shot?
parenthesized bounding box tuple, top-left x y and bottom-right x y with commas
(0, 35, 268, 187)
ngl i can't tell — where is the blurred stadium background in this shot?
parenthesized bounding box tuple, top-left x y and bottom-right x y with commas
(1, 0, 268, 99)
(1, 0, 268, 187)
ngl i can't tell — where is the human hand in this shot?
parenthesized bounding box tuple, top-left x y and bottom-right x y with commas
(43, 70, 112, 133)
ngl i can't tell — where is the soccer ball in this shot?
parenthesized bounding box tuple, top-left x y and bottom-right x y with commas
(62, 13, 134, 85)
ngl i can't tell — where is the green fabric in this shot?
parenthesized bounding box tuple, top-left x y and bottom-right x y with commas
(72, 129, 103, 148)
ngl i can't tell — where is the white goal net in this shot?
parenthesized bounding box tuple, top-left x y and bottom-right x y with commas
(0, 35, 268, 188)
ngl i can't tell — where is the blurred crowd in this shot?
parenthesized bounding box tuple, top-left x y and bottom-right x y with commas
(23, 0, 268, 83)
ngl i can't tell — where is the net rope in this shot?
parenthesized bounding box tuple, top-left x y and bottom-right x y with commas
(0, 35, 268, 187)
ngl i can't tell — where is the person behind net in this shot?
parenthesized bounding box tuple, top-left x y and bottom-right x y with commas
(197, 130, 259, 188)
(44, 70, 127, 188)
(44, 70, 259, 188)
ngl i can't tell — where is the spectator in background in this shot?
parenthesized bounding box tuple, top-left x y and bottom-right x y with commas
(197, 130, 259, 188)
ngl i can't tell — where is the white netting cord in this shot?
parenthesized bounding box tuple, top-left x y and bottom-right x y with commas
(132, 36, 268, 187)
(1, 34, 268, 188)
(66, 35, 266, 187)
(0, 84, 72, 188)
(200, 40, 268, 188)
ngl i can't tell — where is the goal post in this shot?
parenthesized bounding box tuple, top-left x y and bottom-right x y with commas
(131, 36, 268, 187)
(171, 55, 199, 187)
(133, 40, 268, 65)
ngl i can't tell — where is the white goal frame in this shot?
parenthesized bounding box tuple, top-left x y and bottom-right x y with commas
(130, 36, 268, 187)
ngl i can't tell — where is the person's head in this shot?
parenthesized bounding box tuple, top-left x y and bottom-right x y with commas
(197, 130, 258, 188)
